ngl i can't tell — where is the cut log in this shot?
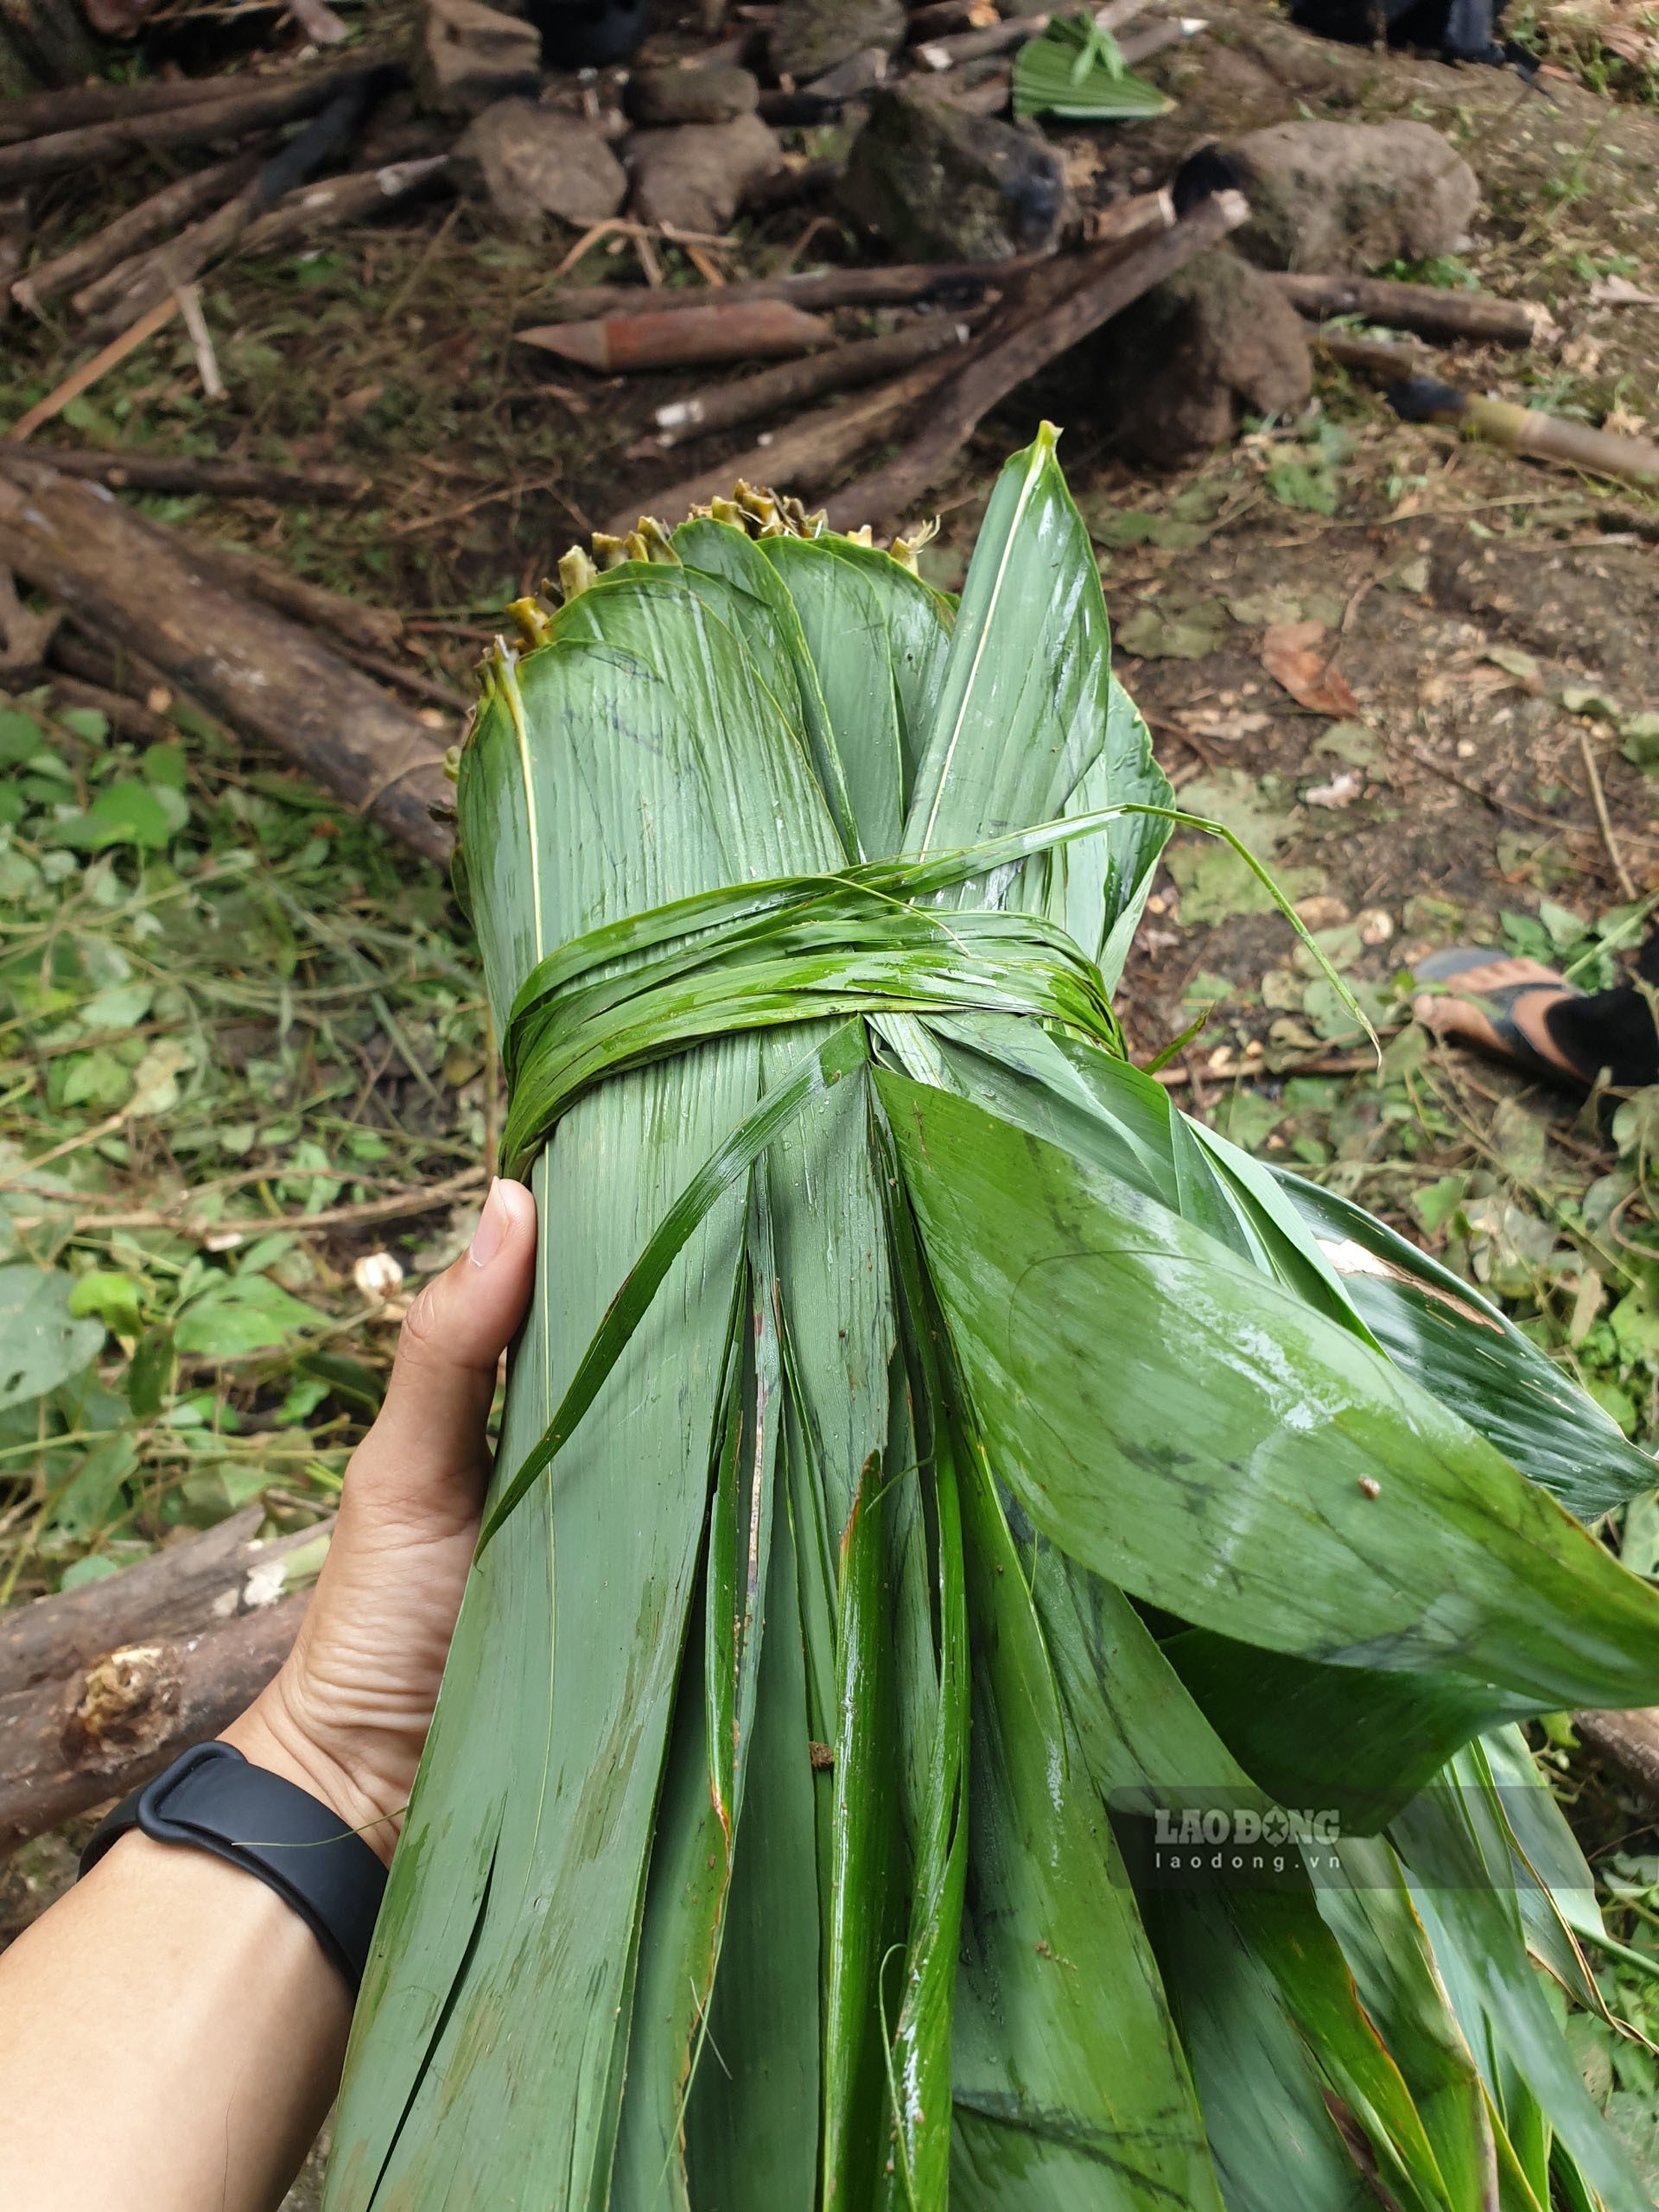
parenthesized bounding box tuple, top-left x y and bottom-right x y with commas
(16, 445, 368, 502)
(0, 456, 454, 865)
(0, 1592, 311, 1849)
(1, 1507, 330, 1693)
(1274, 270, 1550, 348)
(0, 60, 398, 190)
(654, 312, 977, 444)
(166, 529, 404, 655)
(602, 348, 966, 537)
(10, 155, 262, 315)
(823, 190, 1248, 527)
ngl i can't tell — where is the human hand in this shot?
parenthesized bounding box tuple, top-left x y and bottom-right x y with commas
(223, 1176, 537, 1864)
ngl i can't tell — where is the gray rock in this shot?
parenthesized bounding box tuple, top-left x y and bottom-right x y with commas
(1092, 247, 1312, 467)
(1221, 120, 1480, 274)
(837, 85, 1067, 264)
(772, 0, 905, 83)
(624, 63, 760, 126)
(419, 0, 541, 118)
(455, 99, 628, 233)
(629, 114, 783, 233)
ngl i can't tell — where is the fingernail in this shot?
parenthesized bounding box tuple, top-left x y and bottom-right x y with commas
(468, 1178, 508, 1270)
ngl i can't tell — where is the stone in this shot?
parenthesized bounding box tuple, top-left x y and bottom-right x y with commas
(629, 115, 783, 233)
(772, 0, 905, 83)
(1091, 247, 1313, 467)
(454, 99, 628, 233)
(418, 0, 541, 118)
(624, 63, 760, 125)
(837, 85, 1068, 264)
(1219, 119, 1480, 273)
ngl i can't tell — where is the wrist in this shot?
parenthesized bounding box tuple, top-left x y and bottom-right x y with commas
(221, 1681, 404, 1871)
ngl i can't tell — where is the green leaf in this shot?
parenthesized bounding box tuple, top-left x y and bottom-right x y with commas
(68, 1269, 145, 1338)
(173, 1272, 327, 1357)
(0, 1264, 105, 1409)
(878, 1071, 1659, 1713)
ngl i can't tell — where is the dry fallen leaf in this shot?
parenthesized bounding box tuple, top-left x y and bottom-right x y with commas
(353, 1251, 406, 1303)
(1261, 621, 1360, 717)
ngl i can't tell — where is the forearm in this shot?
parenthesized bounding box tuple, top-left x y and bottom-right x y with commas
(0, 1815, 352, 2212)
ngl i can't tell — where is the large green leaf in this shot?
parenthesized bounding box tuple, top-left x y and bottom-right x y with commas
(0, 1263, 104, 1409)
(878, 1071, 1659, 1712)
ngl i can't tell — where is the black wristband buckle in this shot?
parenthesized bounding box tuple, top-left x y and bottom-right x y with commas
(79, 1739, 388, 1993)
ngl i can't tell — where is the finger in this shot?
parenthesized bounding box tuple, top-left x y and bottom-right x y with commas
(346, 1176, 538, 1529)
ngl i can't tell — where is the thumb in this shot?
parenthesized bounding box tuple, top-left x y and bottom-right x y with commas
(346, 1175, 538, 1532)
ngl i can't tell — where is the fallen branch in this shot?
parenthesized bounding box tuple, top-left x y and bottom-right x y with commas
(523, 256, 1035, 326)
(824, 189, 1249, 527)
(1275, 271, 1551, 348)
(914, 10, 1046, 67)
(0, 456, 453, 864)
(231, 152, 453, 264)
(1323, 333, 1659, 489)
(10, 155, 262, 315)
(16, 445, 368, 502)
(654, 313, 978, 444)
(603, 351, 967, 538)
(78, 73, 394, 340)
(2, 1506, 330, 1694)
(43, 670, 175, 741)
(0, 60, 396, 190)
(521, 296, 833, 372)
(0, 1594, 312, 1849)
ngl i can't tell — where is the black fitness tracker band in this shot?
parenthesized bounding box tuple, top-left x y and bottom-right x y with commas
(79, 1739, 387, 1992)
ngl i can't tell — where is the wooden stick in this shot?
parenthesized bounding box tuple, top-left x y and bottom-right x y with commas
(914, 9, 1045, 67)
(519, 296, 832, 373)
(1579, 727, 1637, 901)
(175, 280, 224, 402)
(524, 256, 1037, 325)
(0, 61, 394, 190)
(824, 189, 1248, 527)
(602, 351, 968, 538)
(160, 528, 404, 658)
(0, 456, 452, 864)
(10, 156, 261, 315)
(17, 445, 367, 501)
(43, 669, 175, 741)
(2, 1507, 330, 1694)
(0, 1592, 313, 1849)
(74, 190, 258, 329)
(654, 314, 978, 443)
(4, 292, 180, 442)
(1275, 271, 1549, 348)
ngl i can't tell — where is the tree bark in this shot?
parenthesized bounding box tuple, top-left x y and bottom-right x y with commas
(0, 1594, 312, 1849)
(166, 528, 404, 655)
(521, 255, 1039, 327)
(1575, 1708, 1659, 1808)
(1, 1508, 330, 1693)
(0, 456, 454, 866)
(0, 68, 255, 145)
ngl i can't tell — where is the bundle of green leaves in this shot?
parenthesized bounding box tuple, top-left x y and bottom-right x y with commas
(326, 429, 1659, 2212)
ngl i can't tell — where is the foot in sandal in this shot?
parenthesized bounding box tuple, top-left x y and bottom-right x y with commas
(1412, 949, 1591, 1085)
